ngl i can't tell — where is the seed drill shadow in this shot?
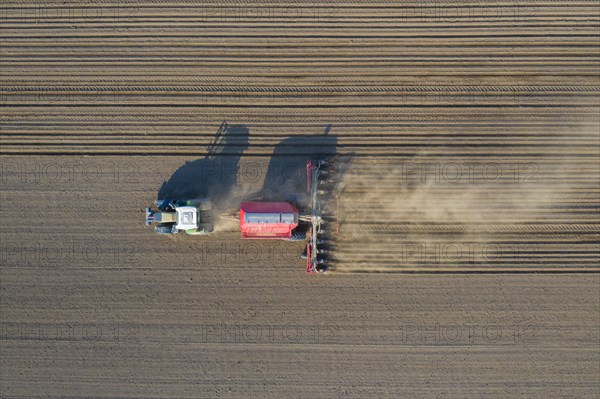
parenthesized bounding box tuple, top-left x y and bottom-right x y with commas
(252, 125, 338, 204)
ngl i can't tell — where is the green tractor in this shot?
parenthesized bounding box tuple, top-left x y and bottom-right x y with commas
(145, 199, 213, 235)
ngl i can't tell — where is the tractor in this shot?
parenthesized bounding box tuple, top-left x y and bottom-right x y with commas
(145, 199, 214, 235)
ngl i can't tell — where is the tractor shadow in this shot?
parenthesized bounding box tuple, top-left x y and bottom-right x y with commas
(157, 121, 249, 211)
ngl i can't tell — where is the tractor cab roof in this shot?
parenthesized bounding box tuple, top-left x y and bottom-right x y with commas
(175, 206, 198, 230)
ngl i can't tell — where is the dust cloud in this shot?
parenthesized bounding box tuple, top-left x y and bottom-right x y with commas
(334, 122, 600, 269)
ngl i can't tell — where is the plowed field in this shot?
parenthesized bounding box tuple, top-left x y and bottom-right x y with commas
(1, 1, 599, 398)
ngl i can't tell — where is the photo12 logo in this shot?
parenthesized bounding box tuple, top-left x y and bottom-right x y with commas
(199, 2, 338, 22)
(399, 1, 538, 22)
(195, 88, 325, 105)
(0, 323, 140, 342)
(0, 85, 135, 105)
(1, 240, 139, 267)
(399, 162, 538, 184)
(398, 242, 539, 264)
(0, 160, 140, 185)
(197, 159, 308, 184)
(200, 323, 339, 344)
(398, 323, 539, 344)
(0, 2, 139, 24)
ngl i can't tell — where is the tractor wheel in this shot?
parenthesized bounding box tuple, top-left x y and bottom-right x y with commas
(182, 199, 212, 211)
(316, 264, 329, 273)
(198, 223, 214, 233)
(155, 199, 173, 211)
(185, 224, 213, 235)
(195, 199, 213, 211)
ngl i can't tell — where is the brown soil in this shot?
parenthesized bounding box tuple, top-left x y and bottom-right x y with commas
(1, 1, 599, 397)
